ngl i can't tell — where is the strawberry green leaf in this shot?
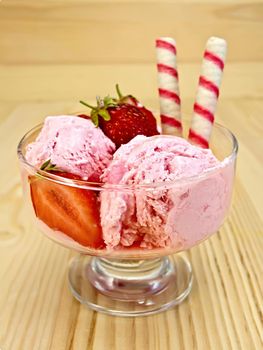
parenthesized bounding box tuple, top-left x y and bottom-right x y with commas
(98, 109, 111, 121)
(103, 95, 117, 107)
(40, 159, 63, 172)
(40, 159, 52, 170)
(79, 93, 117, 127)
(91, 112, 99, 127)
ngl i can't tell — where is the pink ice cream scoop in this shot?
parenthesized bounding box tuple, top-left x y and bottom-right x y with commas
(26, 116, 116, 180)
(100, 135, 234, 250)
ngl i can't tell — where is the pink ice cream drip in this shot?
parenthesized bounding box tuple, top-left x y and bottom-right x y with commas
(26, 116, 115, 180)
(100, 135, 234, 250)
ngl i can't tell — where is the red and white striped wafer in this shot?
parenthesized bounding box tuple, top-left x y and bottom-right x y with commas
(188, 37, 227, 148)
(156, 37, 182, 136)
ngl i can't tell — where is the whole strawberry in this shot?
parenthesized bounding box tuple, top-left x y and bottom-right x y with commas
(80, 85, 159, 148)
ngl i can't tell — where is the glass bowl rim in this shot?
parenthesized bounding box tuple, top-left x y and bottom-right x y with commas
(17, 121, 238, 191)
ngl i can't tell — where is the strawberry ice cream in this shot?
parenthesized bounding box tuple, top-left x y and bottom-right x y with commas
(100, 135, 235, 250)
(26, 116, 115, 181)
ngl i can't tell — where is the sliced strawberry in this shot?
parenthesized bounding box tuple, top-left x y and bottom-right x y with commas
(30, 172, 104, 248)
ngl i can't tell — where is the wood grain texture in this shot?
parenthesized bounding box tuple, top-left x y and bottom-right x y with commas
(0, 63, 262, 104)
(0, 1, 263, 64)
(0, 0, 263, 349)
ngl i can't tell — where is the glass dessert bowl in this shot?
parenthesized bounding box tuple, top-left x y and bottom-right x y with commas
(17, 121, 238, 316)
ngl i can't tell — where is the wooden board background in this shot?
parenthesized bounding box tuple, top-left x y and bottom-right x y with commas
(0, 1, 262, 349)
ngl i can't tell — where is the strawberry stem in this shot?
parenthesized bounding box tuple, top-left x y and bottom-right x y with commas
(116, 84, 123, 99)
(79, 100, 95, 109)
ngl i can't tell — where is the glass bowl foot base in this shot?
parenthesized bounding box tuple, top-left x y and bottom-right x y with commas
(68, 255, 193, 317)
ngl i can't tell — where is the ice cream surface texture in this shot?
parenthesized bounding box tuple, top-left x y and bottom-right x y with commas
(26, 116, 116, 180)
(100, 135, 234, 249)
